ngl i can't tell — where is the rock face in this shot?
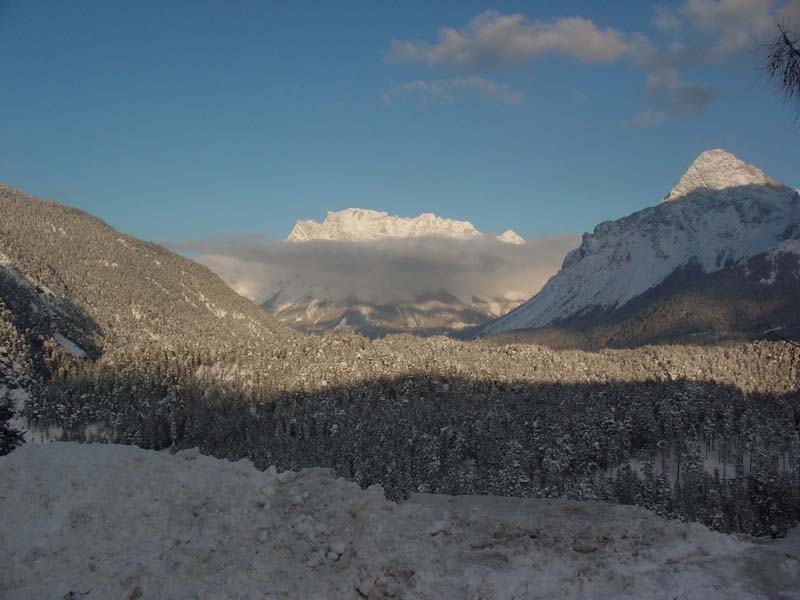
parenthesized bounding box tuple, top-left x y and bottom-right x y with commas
(287, 208, 484, 242)
(479, 149, 800, 340)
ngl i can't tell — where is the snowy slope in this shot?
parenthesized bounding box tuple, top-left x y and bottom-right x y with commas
(480, 150, 799, 336)
(2, 443, 799, 600)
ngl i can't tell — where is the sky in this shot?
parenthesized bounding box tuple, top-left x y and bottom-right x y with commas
(1, 0, 798, 245)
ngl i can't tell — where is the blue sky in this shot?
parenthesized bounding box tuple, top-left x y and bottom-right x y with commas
(1, 0, 797, 243)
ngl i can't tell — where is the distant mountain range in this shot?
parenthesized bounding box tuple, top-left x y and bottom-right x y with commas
(478, 149, 800, 348)
(286, 208, 525, 244)
(261, 208, 532, 337)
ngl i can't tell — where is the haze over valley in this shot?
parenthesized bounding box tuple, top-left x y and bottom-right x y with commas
(177, 208, 579, 337)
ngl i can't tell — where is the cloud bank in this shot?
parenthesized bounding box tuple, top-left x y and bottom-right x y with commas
(169, 234, 581, 306)
(387, 13, 638, 68)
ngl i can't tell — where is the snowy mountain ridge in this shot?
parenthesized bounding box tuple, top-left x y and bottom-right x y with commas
(287, 207, 524, 243)
(480, 150, 800, 337)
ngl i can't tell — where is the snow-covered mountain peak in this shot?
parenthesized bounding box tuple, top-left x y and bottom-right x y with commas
(663, 149, 777, 203)
(287, 208, 483, 242)
(497, 229, 526, 245)
(480, 153, 799, 337)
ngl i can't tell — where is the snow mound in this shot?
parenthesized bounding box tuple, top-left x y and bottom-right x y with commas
(2, 443, 799, 599)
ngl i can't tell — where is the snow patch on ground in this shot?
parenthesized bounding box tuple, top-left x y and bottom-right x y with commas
(52, 332, 87, 359)
(1, 443, 798, 599)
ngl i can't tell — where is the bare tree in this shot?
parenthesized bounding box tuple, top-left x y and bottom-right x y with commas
(764, 21, 800, 115)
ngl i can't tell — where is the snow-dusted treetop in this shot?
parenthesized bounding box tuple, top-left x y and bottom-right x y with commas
(287, 207, 525, 244)
(663, 148, 778, 203)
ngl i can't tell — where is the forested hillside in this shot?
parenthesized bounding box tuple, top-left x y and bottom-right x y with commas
(0, 184, 298, 354)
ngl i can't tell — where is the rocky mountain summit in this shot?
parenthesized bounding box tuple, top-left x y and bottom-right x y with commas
(663, 149, 778, 203)
(288, 208, 481, 242)
(479, 149, 800, 344)
(287, 207, 524, 244)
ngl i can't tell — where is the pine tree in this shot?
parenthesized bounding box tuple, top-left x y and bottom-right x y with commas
(0, 400, 24, 456)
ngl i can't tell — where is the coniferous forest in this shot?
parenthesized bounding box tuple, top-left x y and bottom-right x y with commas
(19, 337, 800, 538)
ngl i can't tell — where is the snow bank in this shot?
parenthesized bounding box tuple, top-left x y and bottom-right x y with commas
(1, 443, 799, 599)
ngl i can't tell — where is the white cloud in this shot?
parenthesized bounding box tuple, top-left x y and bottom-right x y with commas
(385, 3, 797, 125)
(682, 0, 780, 57)
(381, 77, 525, 106)
(388, 11, 638, 69)
(169, 234, 581, 306)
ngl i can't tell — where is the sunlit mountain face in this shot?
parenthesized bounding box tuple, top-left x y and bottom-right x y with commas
(478, 149, 800, 348)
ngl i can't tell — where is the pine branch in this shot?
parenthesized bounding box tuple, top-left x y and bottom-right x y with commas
(764, 21, 800, 113)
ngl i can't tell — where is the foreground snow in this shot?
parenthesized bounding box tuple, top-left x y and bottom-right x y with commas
(2, 444, 799, 599)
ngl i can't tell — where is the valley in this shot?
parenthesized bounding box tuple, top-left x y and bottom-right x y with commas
(2, 156, 799, 545)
